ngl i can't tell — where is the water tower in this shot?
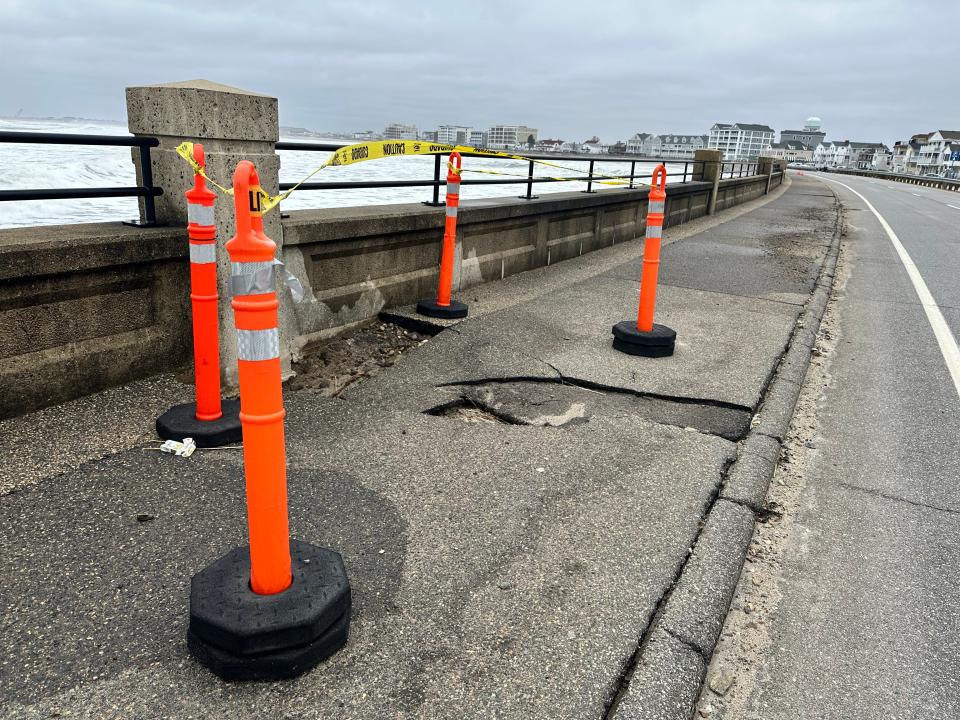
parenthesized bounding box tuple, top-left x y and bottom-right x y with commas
(804, 117, 822, 131)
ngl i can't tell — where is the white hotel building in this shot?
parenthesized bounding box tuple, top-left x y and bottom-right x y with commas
(383, 123, 418, 140)
(708, 123, 776, 160)
(487, 125, 539, 149)
(437, 125, 472, 144)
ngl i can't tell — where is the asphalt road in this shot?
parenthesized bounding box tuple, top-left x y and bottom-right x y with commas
(719, 173, 960, 718)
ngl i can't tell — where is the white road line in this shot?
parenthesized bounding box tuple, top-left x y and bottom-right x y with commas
(818, 175, 960, 399)
(912, 192, 922, 197)
(948, 204, 960, 210)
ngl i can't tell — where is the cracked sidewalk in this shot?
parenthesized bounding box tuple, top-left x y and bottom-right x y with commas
(0, 175, 839, 719)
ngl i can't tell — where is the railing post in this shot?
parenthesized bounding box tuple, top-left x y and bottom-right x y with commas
(694, 149, 723, 215)
(759, 156, 775, 194)
(126, 142, 158, 227)
(583, 159, 596, 193)
(629, 160, 636, 189)
(126, 79, 291, 389)
(423, 153, 444, 206)
(518, 159, 538, 200)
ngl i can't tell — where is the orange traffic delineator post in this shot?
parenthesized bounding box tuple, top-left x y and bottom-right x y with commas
(187, 160, 351, 681)
(156, 143, 242, 447)
(417, 151, 468, 319)
(612, 164, 677, 357)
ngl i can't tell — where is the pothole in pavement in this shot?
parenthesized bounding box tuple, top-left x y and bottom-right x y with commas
(426, 379, 751, 439)
(426, 400, 516, 425)
(287, 321, 427, 396)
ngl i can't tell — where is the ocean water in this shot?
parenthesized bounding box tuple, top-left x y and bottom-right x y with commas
(0, 118, 683, 229)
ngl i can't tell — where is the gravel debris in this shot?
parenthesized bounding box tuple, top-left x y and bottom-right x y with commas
(288, 321, 426, 396)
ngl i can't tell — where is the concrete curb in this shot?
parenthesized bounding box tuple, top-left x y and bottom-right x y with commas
(611, 181, 843, 719)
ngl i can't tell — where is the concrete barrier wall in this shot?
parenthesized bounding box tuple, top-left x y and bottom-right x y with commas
(0, 172, 778, 418)
(715, 174, 779, 211)
(279, 180, 720, 348)
(825, 167, 960, 192)
(0, 223, 191, 417)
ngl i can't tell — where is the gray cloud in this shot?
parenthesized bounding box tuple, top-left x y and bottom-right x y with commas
(2, 0, 956, 145)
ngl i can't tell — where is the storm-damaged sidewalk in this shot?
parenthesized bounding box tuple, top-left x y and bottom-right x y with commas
(0, 174, 840, 719)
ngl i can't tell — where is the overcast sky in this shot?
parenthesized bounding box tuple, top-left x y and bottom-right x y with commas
(2, 0, 956, 145)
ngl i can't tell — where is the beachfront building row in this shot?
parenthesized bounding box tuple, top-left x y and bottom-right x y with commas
(765, 141, 815, 163)
(381, 123, 537, 150)
(812, 141, 891, 170)
(890, 131, 960, 178)
(624, 133, 709, 159)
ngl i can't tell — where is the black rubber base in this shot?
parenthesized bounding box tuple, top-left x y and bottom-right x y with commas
(156, 398, 242, 448)
(188, 540, 351, 680)
(416, 298, 468, 319)
(611, 321, 677, 358)
(187, 608, 350, 681)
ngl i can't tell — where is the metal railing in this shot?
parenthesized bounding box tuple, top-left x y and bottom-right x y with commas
(0, 131, 775, 225)
(275, 140, 707, 206)
(0, 130, 161, 226)
(719, 161, 760, 179)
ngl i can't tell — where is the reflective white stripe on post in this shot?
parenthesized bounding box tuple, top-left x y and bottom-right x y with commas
(237, 328, 280, 361)
(648, 200, 665, 214)
(646, 224, 663, 239)
(189, 243, 216, 264)
(446, 206, 458, 218)
(188, 203, 215, 226)
(446, 181, 460, 196)
(230, 261, 276, 296)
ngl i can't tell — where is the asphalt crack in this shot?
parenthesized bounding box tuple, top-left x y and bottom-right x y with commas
(601, 456, 734, 719)
(838, 481, 960, 517)
(431, 377, 752, 439)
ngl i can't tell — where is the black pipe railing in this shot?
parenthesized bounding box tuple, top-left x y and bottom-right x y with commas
(719, 161, 759, 179)
(276, 140, 710, 204)
(0, 131, 774, 225)
(0, 131, 162, 226)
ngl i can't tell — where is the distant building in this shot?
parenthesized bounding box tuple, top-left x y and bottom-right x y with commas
(848, 142, 889, 169)
(437, 125, 471, 144)
(420, 130, 439, 142)
(384, 123, 418, 140)
(469, 129, 488, 147)
(905, 134, 929, 175)
(813, 141, 839, 167)
(626, 133, 652, 154)
(352, 130, 379, 141)
(581, 136, 607, 154)
(536, 138, 565, 152)
(872, 149, 893, 171)
(891, 134, 928, 174)
(766, 140, 814, 162)
(708, 123, 776, 160)
(779, 117, 826, 150)
(488, 124, 538, 149)
(654, 133, 708, 159)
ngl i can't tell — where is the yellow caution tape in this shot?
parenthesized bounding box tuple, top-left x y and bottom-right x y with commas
(175, 138, 655, 214)
(175, 142, 235, 196)
(460, 165, 634, 186)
